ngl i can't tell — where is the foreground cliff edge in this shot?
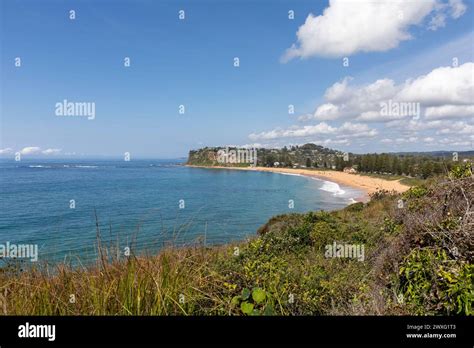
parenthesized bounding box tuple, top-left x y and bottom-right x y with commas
(0, 163, 471, 316)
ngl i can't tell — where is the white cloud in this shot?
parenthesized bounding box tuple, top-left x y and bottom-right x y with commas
(297, 113, 315, 122)
(338, 122, 378, 137)
(356, 110, 405, 122)
(394, 136, 419, 144)
(386, 119, 446, 131)
(427, 0, 467, 30)
(438, 137, 471, 146)
(10, 147, 62, 155)
(282, 0, 466, 61)
(450, 0, 467, 18)
(249, 122, 336, 140)
(425, 105, 474, 119)
(0, 148, 13, 154)
(20, 147, 41, 155)
(396, 63, 474, 105)
(223, 143, 268, 149)
(429, 12, 447, 31)
(385, 119, 474, 143)
(304, 62, 473, 122)
(436, 121, 474, 134)
(249, 122, 376, 141)
(42, 148, 62, 155)
(324, 77, 354, 102)
(320, 138, 350, 146)
(249, 62, 472, 150)
(313, 103, 340, 120)
(311, 77, 404, 122)
(254, 59, 472, 150)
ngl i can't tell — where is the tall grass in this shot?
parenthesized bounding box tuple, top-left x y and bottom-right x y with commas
(0, 165, 472, 316)
(0, 243, 238, 315)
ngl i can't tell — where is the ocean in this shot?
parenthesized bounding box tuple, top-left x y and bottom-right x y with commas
(0, 159, 363, 264)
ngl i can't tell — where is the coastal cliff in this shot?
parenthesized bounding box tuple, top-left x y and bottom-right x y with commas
(187, 143, 343, 168)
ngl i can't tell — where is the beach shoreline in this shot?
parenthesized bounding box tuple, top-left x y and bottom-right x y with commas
(186, 165, 411, 202)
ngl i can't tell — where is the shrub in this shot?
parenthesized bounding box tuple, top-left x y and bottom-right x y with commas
(398, 249, 473, 315)
(345, 202, 364, 212)
(230, 287, 275, 316)
(402, 186, 428, 199)
(449, 163, 472, 179)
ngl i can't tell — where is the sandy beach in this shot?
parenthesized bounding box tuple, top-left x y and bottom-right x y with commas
(187, 165, 411, 200)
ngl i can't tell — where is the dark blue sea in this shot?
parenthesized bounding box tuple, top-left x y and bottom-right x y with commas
(0, 159, 363, 264)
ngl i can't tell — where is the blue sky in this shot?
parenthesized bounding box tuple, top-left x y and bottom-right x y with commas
(1, 0, 473, 158)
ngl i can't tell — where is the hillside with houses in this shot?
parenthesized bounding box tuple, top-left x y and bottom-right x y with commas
(188, 144, 474, 179)
(187, 143, 345, 169)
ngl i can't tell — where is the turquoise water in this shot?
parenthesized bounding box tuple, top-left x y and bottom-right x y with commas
(0, 159, 363, 264)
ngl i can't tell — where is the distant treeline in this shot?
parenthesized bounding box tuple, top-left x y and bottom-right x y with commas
(336, 153, 472, 179)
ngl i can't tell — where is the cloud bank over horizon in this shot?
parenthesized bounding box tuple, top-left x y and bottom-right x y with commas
(249, 62, 474, 151)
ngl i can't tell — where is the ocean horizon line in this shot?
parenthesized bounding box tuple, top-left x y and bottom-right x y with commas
(0, 157, 188, 161)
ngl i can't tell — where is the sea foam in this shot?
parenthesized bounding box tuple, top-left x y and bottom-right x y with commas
(319, 180, 346, 196)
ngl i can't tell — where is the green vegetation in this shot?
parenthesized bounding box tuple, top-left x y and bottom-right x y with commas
(187, 143, 342, 168)
(0, 165, 472, 315)
(399, 249, 473, 315)
(188, 144, 474, 182)
(345, 152, 473, 179)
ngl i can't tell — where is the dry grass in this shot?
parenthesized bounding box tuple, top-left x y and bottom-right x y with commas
(0, 167, 471, 316)
(0, 244, 237, 315)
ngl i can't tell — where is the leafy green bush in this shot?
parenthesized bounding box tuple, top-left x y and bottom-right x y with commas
(449, 163, 472, 179)
(403, 186, 428, 199)
(381, 217, 400, 234)
(230, 287, 275, 315)
(398, 249, 473, 315)
(369, 189, 397, 201)
(345, 202, 364, 212)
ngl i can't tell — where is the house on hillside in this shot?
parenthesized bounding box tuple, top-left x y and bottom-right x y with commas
(343, 166, 357, 174)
